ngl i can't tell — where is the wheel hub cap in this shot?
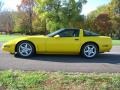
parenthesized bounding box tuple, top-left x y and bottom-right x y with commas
(84, 45, 96, 58)
(19, 43, 32, 56)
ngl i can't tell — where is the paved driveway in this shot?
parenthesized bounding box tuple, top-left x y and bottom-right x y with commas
(0, 43, 120, 73)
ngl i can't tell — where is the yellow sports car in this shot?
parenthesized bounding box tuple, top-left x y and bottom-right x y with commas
(2, 29, 112, 58)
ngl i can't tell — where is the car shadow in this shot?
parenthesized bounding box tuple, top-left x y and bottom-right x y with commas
(19, 53, 120, 64)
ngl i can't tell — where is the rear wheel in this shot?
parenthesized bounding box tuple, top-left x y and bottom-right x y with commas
(81, 43, 98, 58)
(16, 41, 35, 58)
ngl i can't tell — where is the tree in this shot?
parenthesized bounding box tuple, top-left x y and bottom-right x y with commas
(0, 11, 14, 33)
(86, 0, 120, 39)
(110, 0, 120, 39)
(17, 0, 35, 34)
(94, 13, 112, 35)
(35, 0, 87, 33)
(13, 11, 30, 34)
(85, 5, 109, 31)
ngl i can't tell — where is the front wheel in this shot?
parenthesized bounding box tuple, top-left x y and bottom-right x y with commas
(16, 41, 35, 58)
(81, 43, 98, 59)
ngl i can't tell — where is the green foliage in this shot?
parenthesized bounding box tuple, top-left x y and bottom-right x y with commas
(0, 70, 120, 90)
(2, 0, 120, 38)
(94, 14, 112, 35)
(32, 17, 47, 34)
(13, 12, 30, 34)
(47, 21, 64, 32)
(85, 5, 110, 35)
(86, 0, 120, 39)
(35, 0, 87, 32)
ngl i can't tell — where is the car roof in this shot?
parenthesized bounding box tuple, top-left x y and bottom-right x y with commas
(63, 28, 80, 30)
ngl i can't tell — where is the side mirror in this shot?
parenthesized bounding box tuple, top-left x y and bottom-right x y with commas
(54, 35, 60, 38)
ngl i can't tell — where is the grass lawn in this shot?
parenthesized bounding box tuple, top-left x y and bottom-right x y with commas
(0, 70, 120, 90)
(0, 35, 120, 46)
(0, 35, 24, 42)
(112, 40, 120, 46)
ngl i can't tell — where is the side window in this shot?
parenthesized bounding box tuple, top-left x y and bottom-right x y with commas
(74, 29, 79, 37)
(58, 29, 79, 37)
(83, 30, 99, 36)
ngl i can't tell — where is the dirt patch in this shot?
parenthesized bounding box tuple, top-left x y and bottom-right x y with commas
(0, 86, 5, 90)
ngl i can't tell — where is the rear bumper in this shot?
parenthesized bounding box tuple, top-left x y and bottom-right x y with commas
(100, 44, 112, 52)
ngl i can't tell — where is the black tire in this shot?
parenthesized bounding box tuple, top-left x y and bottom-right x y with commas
(81, 43, 98, 59)
(16, 41, 35, 58)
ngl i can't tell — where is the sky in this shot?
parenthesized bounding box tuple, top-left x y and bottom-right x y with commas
(1, 0, 21, 11)
(0, 0, 111, 15)
(81, 0, 111, 15)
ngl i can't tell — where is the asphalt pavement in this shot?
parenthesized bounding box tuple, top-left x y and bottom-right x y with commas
(0, 43, 120, 73)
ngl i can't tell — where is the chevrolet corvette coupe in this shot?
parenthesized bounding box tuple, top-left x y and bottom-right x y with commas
(2, 29, 112, 58)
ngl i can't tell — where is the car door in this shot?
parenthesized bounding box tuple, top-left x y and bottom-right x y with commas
(46, 29, 81, 53)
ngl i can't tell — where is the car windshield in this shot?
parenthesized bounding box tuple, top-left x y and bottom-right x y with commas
(47, 29, 64, 37)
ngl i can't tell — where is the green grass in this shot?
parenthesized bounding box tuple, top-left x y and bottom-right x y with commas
(0, 70, 120, 90)
(0, 35, 120, 46)
(0, 35, 23, 42)
(112, 40, 120, 46)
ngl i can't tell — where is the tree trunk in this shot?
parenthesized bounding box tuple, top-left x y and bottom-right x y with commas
(29, 11, 32, 35)
(118, 28, 120, 39)
(29, 0, 33, 35)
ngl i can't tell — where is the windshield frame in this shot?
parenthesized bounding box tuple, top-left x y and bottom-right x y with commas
(47, 29, 64, 37)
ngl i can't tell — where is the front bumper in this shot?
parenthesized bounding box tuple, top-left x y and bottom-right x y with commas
(2, 44, 15, 53)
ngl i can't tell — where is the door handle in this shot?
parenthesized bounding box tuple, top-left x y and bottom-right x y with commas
(75, 39, 79, 40)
